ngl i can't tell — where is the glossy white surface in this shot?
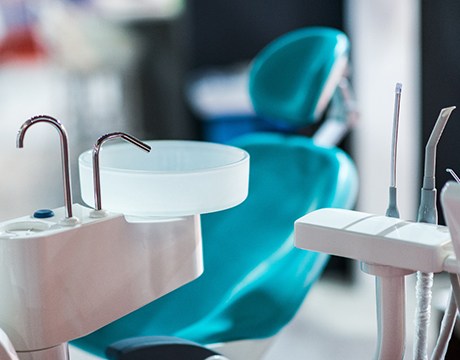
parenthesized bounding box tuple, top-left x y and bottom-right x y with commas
(0, 204, 203, 352)
(79, 140, 250, 216)
(442, 182, 460, 264)
(295, 208, 453, 273)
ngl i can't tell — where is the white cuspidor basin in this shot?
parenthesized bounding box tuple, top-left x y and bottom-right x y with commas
(79, 140, 250, 216)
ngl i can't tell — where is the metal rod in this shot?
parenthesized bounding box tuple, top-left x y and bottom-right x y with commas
(446, 168, 460, 183)
(386, 83, 402, 218)
(92, 132, 151, 211)
(17, 115, 74, 219)
(390, 83, 402, 188)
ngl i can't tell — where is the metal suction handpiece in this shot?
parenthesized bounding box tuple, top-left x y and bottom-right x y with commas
(418, 106, 456, 224)
(414, 106, 455, 360)
(386, 82, 402, 218)
(17, 115, 78, 224)
(92, 132, 151, 215)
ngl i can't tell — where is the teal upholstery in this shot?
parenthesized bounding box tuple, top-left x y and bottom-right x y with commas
(72, 27, 358, 358)
(249, 27, 349, 127)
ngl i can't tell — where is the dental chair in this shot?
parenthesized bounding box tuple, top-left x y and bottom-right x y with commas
(72, 27, 359, 359)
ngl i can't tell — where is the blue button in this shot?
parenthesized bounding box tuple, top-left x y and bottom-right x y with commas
(33, 209, 55, 219)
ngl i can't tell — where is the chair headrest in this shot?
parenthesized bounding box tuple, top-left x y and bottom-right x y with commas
(249, 27, 349, 128)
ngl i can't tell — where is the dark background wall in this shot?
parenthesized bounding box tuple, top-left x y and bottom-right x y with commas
(187, 0, 344, 68)
(421, 0, 460, 226)
(132, 1, 345, 140)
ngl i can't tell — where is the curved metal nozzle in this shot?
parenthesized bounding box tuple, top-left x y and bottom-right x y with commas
(423, 106, 456, 190)
(92, 132, 151, 211)
(16, 115, 75, 221)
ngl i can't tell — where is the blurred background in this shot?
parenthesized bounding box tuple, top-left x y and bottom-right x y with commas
(1, 0, 460, 358)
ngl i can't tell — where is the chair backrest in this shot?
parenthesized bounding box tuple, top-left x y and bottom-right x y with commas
(72, 27, 358, 357)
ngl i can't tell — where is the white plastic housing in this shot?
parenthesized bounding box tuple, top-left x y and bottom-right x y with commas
(295, 208, 453, 273)
(442, 182, 460, 264)
(0, 204, 203, 352)
(79, 140, 250, 216)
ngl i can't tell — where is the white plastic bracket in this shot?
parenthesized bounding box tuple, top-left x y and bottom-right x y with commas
(295, 208, 453, 273)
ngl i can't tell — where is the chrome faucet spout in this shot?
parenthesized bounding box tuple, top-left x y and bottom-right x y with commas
(92, 132, 151, 212)
(17, 115, 75, 221)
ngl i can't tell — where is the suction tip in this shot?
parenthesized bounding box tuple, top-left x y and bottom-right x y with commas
(427, 106, 456, 149)
(395, 82, 402, 94)
(441, 106, 456, 118)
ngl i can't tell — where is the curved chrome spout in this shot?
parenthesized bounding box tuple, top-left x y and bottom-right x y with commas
(17, 115, 75, 221)
(93, 132, 151, 212)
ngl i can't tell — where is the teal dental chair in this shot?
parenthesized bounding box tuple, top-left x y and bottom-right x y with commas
(72, 27, 359, 359)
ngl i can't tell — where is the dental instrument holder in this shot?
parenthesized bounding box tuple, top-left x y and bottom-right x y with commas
(295, 208, 453, 359)
(295, 106, 458, 360)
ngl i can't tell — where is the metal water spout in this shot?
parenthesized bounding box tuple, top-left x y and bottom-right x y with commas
(91, 132, 151, 217)
(16, 115, 79, 225)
